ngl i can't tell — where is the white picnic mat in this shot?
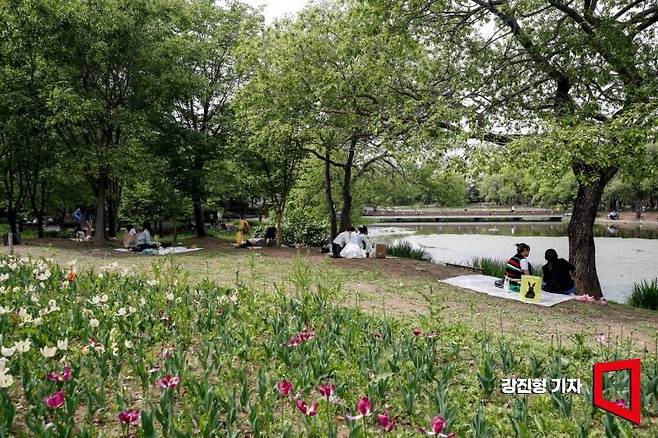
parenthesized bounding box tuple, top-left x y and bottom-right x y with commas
(113, 247, 203, 255)
(440, 275, 574, 307)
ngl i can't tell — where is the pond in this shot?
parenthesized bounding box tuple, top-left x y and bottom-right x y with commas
(370, 222, 658, 303)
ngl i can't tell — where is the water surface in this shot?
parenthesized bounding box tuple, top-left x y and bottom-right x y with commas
(370, 223, 658, 303)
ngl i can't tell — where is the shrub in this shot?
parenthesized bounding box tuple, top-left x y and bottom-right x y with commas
(471, 257, 507, 278)
(628, 279, 658, 310)
(386, 241, 432, 261)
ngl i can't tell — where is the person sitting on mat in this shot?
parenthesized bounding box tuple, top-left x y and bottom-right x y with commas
(503, 243, 532, 292)
(542, 248, 576, 294)
(136, 221, 158, 252)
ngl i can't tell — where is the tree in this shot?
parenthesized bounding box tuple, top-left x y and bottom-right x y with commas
(371, 0, 658, 297)
(248, 6, 423, 239)
(154, 0, 261, 238)
(0, 0, 60, 237)
(45, 0, 181, 245)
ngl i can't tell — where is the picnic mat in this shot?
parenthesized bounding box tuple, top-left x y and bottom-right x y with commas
(440, 275, 574, 307)
(113, 247, 203, 256)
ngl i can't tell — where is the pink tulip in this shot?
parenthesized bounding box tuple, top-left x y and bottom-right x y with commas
(287, 329, 316, 347)
(419, 416, 447, 436)
(156, 374, 180, 389)
(118, 409, 141, 425)
(47, 366, 72, 383)
(318, 383, 336, 399)
(296, 399, 319, 416)
(277, 380, 293, 397)
(61, 367, 72, 382)
(346, 396, 373, 420)
(378, 412, 397, 432)
(614, 399, 627, 409)
(413, 328, 423, 336)
(44, 389, 66, 409)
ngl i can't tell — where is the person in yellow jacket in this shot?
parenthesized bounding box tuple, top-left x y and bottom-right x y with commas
(236, 215, 250, 246)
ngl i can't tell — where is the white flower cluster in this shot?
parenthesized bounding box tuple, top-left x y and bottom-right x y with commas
(0, 358, 13, 388)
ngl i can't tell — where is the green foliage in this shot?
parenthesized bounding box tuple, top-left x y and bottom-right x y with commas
(386, 241, 431, 261)
(281, 206, 329, 248)
(628, 279, 658, 311)
(471, 257, 507, 278)
(358, 164, 467, 207)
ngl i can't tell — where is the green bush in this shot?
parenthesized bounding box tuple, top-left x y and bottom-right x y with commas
(628, 279, 658, 310)
(386, 241, 432, 261)
(471, 257, 507, 278)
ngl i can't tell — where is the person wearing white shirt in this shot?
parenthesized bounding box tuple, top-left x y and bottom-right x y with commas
(358, 226, 373, 258)
(332, 227, 353, 258)
(136, 221, 158, 252)
(340, 229, 367, 259)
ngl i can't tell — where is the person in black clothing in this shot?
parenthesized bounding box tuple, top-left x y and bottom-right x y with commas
(542, 249, 576, 294)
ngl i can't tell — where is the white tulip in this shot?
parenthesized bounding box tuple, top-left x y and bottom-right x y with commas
(0, 306, 13, 315)
(14, 339, 31, 353)
(116, 307, 127, 317)
(165, 293, 175, 301)
(0, 373, 14, 388)
(0, 357, 8, 372)
(40, 346, 57, 358)
(124, 340, 133, 349)
(32, 318, 43, 326)
(89, 318, 100, 328)
(57, 339, 68, 351)
(1, 346, 15, 357)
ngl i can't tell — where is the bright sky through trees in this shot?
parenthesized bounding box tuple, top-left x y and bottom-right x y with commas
(243, 0, 309, 22)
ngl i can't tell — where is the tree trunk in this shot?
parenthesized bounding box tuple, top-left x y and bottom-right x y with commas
(275, 208, 284, 247)
(37, 212, 44, 238)
(339, 140, 356, 232)
(107, 203, 117, 238)
(7, 211, 18, 235)
(192, 195, 206, 238)
(94, 167, 107, 246)
(568, 165, 617, 299)
(324, 148, 338, 240)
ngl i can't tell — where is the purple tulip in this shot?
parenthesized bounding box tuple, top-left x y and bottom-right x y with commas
(47, 366, 73, 383)
(296, 399, 319, 416)
(346, 396, 373, 420)
(287, 329, 316, 347)
(118, 409, 141, 425)
(419, 416, 446, 435)
(277, 380, 293, 397)
(44, 389, 66, 409)
(378, 411, 397, 432)
(156, 374, 180, 389)
(318, 383, 336, 399)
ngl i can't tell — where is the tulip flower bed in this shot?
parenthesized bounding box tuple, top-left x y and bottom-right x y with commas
(0, 255, 656, 437)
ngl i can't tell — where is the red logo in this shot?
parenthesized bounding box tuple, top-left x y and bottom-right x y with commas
(592, 358, 642, 424)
